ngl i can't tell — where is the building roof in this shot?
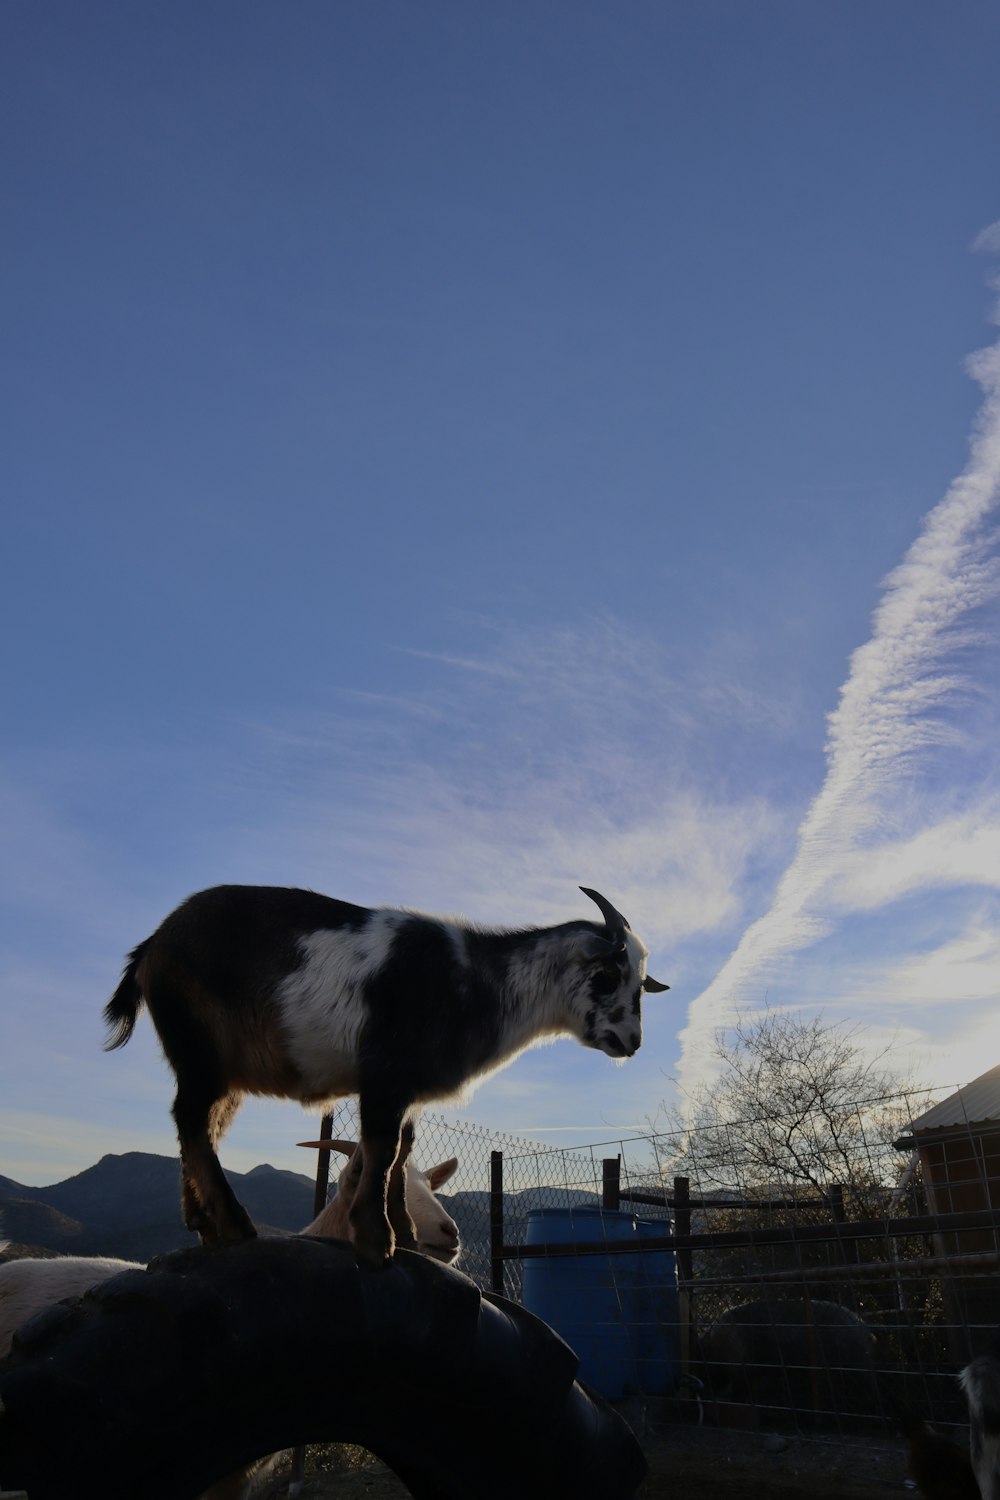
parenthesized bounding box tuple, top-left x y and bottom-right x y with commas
(896, 1062, 1000, 1146)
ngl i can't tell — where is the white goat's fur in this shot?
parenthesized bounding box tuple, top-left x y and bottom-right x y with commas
(961, 1345, 1000, 1499)
(278, 921, 400, 1095)
(0, 1254, 135, 1359)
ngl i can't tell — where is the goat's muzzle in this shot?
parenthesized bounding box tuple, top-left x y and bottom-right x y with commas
(601, 1030, 640, 1058)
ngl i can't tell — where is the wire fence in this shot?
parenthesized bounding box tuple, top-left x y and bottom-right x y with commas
(307, 1100, 574, 1289)
(314, 1082, 1000, 1446)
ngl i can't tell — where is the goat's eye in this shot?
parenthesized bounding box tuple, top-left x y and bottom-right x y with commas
(590, 961, 621, 997)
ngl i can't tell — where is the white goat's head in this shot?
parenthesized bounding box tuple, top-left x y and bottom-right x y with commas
(302, 1139, 461, 1264)
(398, 1154, 461, 1263)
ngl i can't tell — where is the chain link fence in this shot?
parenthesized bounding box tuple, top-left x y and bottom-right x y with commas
(313, 1084, 1000, 1443)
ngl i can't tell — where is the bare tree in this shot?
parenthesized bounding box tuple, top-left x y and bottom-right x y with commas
(658, 1010, 932, 1212)
(654, 1012, 940, 1326)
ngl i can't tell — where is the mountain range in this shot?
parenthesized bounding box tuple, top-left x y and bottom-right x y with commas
(0, 1152, 318, 1262)
(0, 1151, 600, 1276)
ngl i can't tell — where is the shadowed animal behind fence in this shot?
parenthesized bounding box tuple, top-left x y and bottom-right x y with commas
(489, 1133, 998, 1465)
(698, 1299, 880, 1421)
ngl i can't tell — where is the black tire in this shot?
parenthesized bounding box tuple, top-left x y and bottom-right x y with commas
(0, 1237, 647, 1500)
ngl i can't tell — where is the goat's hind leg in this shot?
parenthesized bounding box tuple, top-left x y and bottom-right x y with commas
(173, 1081, 256, 1248)
(146, 962, 257, 1247)
(150, 972, 257, 1246)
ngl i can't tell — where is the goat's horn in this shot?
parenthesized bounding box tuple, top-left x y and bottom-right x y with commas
(643, 975, 670, 993)
(296, 1139, 359, 1156)
(579, 886, 629, 937)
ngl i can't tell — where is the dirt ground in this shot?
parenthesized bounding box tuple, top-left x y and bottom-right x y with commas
(259, 1422, 917, 1499)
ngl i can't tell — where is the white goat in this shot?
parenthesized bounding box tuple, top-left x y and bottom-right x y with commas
(0, 1254, 135, 1360)
(298, 1137, 460, 1263)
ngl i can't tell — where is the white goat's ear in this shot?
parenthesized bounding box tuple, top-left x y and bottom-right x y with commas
(425, 1157, 459, 1189)
(643, 975, 670, 993)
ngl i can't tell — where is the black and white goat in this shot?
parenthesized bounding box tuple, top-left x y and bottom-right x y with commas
(104, 883, 667, 1264)
(961, 1336, 1000, 1499)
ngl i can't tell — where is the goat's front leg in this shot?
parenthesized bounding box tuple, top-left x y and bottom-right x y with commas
(386, 1119, 417, 1253)
(352, 1098, 413, 1266)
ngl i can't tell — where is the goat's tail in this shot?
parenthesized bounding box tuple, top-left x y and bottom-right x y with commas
(102, 941, 149, 1050)
(962, 1347, 1000, 1500)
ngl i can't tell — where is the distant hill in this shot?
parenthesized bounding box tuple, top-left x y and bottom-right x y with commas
(37, 1153, 188, 1232)
(0, 1199, 89, 1253)
(0, 1152, 317, 1261)
(0, 1152, 603, 1274)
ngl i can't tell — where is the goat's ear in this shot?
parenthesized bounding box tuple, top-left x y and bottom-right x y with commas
(425, 1157, 459, 1189)
(643, 975, 670, 993)
(577, 930, 624, 963)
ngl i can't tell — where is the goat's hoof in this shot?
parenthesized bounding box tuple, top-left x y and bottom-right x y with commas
(353, 1232, 393, 1268)
(356, 1245, 393, 1269)
(388, 1210, 418, 1250)
(218, 1221, 257, 1247)
(197, 1215, 257, 1250)
(191, 1217, 221, 1250)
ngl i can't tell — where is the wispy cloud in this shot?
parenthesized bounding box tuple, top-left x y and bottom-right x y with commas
(872, 919, 1000, 1009)
(972, 220, 1000, 257)
(398, 647, 523, 680)
(678, 310, 1000, 1093)
(225, 615, 788, 948)
(826, 811, 1000, 912)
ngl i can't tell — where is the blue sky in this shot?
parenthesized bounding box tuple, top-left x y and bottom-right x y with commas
(2, 3, 999, 1187)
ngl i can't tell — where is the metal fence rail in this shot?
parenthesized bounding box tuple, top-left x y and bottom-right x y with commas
(303, 1086, 1000, 1444)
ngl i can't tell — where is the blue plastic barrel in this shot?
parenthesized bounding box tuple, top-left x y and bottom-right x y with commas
(521, 1206, 679, 1399)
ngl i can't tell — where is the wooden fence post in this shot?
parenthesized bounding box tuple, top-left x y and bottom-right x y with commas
(311, 1109, 335, 1218)
(490, 1150, 505, 1295)
(602, 1155, 621, 1210)
(674, 1176, 692, 1283)
(674, 1175, 693, 1382)
(830, 1182, 859, 1269)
